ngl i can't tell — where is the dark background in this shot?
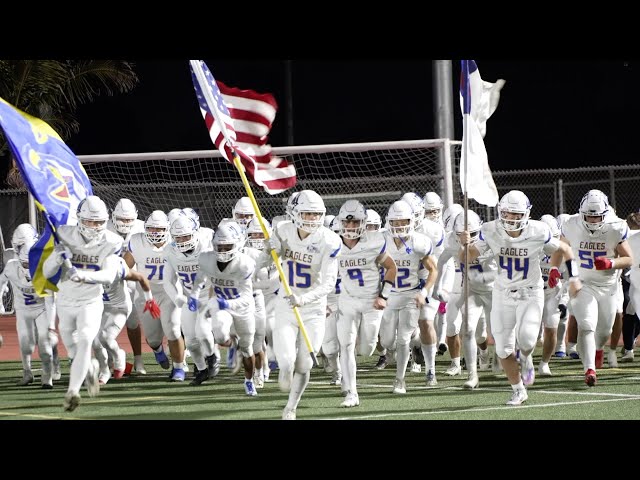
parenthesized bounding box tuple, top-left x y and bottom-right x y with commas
(58, 60, 639, 171)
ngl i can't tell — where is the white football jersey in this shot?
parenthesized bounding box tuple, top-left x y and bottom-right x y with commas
(243, 246, 279, 295)
(102, 256, 132, 308)
(164, 239, 213, 298)
(383, 230, 433, 293)
(128, 232, 168, 296)
(437, 232, 464, 294)
(0, 260, 44, 312)
(53, 226, 123, 305)
(269, 222, 342, 306)
(271, 215, 290, 230)
(475, 219, 559, 290)
(338, 230, 386, 298)
(194, 251, 255, 314)
(562, 215, 628, 287)
(107, 219, 145, 253)
(416, 218, 445, 259)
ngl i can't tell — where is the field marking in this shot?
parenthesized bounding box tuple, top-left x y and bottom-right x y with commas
(323, 395, 640, 420)
(0, 411, 80, 420)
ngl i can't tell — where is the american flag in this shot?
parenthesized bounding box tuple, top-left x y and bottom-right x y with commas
(189, 60, 297, 194)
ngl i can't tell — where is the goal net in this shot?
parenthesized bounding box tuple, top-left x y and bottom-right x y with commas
(74, 139, 457, 230)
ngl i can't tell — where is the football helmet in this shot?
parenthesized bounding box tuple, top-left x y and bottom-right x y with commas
(366, 209, 382, 231)
(401, 192, 425, 229)
(144, 210, 170, 245)
(182, 208, 201, 230)
(454, 210, 482, 245)
(112, 198, 138, 234)
(11, 223, 39, 254)
(291, 190, 326, 234)
(232, 197, 255, 227)
(77, 196, 109, 240)
(324, 215, 336, 229)
(498, 190, 531, 232)
(423, 191, 444, 222)
(18, 240, 34, 281)
(246, 217, 271, 251)
(539, 214, 560, 238)
(213, 223, 243, 262)
(579, 189, 609, 232)
(442, 204, 464, 233)
(286, 192, 301, 221)
(386, 200, 414, 238)
(338, 199, 367, 239)
(170, 216, 199, 253)
(168, 208, 185, 226)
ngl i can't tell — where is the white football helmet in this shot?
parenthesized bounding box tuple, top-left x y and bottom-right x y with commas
(170, 216, 199, 253)
(423, 191, 444, 222)
(498, 190, 531, 232)
(329, 216, 341, 233)
(579, 189, 609, 233)
(539, 214, 560, 238)
(401, 192, 425, 229)
(556, 213, 571, 230)
(442, 204, 464, 233)
(168, 208, 185, 226)
(112, 198, 138, 234)
(291, 190, 326, 234)
(338, 199, 367, 239)
(213, 223, 243, 262)
(232, 197, 255, 227)
(454, 210, 482, 245)
(11, 223, 39, 254)
(365, 209, 382, 231)
(18, 240, 34, 281)
(77, 195, 109, 240)
(286, 192, 301, 221)
(182, 208, 200, 230)
(246, 217, 271, 251)
(324, 215, 336, 229)
(386, 200, 414, 238)
(144, 210, 170, 245)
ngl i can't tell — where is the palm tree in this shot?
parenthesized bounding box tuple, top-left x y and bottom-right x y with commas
(0, 60, 139, 188)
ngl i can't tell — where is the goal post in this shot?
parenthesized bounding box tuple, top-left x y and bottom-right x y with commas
(70, 139, 458, 229)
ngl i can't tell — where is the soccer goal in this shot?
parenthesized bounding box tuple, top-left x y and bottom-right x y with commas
(72, 139, 458, 229)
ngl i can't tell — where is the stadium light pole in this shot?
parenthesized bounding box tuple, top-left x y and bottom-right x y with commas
(284, 60, 295, 146)
(432, 60, 455, 208)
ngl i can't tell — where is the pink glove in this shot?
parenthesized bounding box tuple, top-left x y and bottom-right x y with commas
(438, 301, 447, 314)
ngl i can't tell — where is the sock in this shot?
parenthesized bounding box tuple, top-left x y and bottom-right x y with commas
(451, 356, 460, 368)
(173, 361, 183, 369)
(512, 380, 525, 391)
(422, 343, 437, 372)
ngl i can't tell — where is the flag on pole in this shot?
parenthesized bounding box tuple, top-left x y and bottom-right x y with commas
(189, 60, 296, 194)
(459, 60, 502, 206)
(0, 96, 93, 295)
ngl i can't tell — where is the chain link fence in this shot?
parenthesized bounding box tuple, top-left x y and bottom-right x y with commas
(451, 144, 640, 222)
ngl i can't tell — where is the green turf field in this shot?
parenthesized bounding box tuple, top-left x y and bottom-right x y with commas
(1, 348, 639, 420)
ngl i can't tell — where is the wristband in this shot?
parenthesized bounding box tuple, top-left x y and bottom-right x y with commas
(611, 259, 616, 269)
(565, 259, 578, 278)
(419, 287, 429, 299)
(379, 280, 393, 300)
(143, 290, 153, 301)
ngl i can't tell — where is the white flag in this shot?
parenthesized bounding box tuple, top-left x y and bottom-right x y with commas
(459, 60, 503, 206)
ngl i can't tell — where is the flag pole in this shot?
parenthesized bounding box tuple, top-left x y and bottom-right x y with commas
(461, 60, 470, 343)
(190, 60, 318, 367)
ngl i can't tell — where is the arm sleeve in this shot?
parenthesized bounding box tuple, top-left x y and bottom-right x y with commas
(299, 255, 339, 306)
(79, 254, 121, 284)
(0, 271, 9, 298)
(162, 259, 181, 299)
(43, 252, 62, 279)
(433, 248, 453, 293)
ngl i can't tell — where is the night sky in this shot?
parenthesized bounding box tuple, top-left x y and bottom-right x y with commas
(63, 60, 640, 172)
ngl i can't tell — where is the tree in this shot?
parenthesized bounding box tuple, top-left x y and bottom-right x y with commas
(0, 60, 139, 188)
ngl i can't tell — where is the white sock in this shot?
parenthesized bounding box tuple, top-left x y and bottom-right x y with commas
(422, 343, 437, 372)
(286, 370, 310, 411)
(512, 380, 525, 391)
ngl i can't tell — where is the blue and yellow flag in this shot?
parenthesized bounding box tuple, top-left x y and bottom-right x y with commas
(0, 96, 93, 295)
